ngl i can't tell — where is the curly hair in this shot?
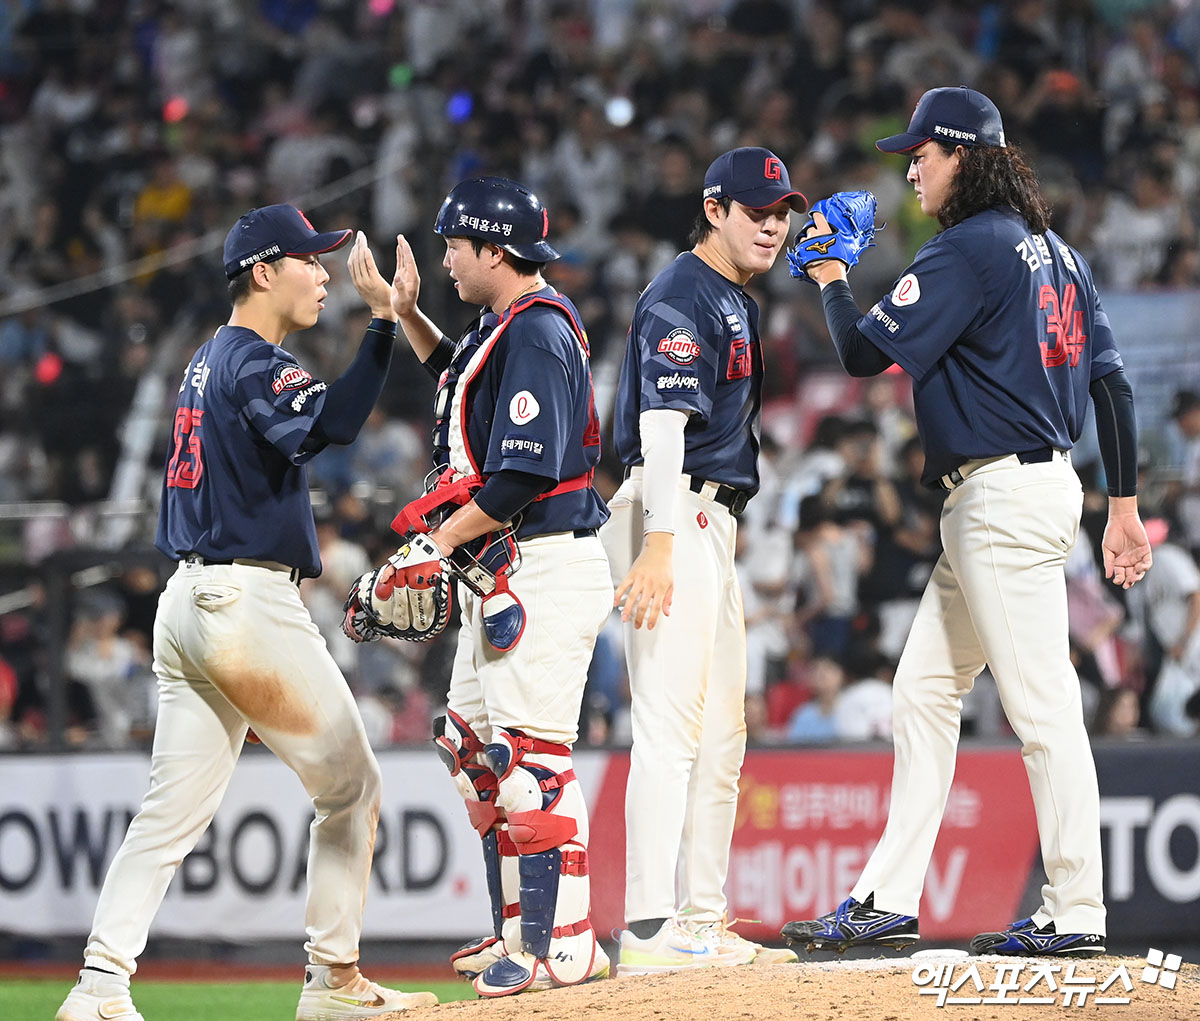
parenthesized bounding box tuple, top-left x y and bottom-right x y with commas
(935, 141, 1051, 234)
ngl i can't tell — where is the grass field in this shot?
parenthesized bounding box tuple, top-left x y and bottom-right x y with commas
(4, 978, 474, 1020)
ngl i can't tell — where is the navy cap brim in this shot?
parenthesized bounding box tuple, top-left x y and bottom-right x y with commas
(875, 132, 931, 154)
(504, 239, 561, 262)
(286, 228, 354, 257)
(731, 188, 808, 212)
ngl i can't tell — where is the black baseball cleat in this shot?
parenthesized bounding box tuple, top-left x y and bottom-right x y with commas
(971, 920, 1105, 958)
(781, 894, 919, 953)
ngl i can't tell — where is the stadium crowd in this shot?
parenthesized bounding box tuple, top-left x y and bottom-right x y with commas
(1, 0, 1199, 751)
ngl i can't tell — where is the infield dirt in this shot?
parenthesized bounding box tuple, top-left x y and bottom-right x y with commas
(386, 955, 1200, 1020)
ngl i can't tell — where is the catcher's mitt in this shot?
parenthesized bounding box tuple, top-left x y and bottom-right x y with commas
(786, 190, 878, 283)
(342, 533, 453, 643)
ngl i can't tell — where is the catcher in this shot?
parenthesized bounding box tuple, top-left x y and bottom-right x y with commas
(343, 177, 613, 997)
(781, 87, 1150, 958)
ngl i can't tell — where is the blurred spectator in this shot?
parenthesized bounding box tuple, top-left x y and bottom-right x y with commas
(1091, 160, 1192, 289)
(1065, 535, 1126, 689)
(793, 494, 868, 663)
(785, 654, 845, 743)
(64, 589, 152, 748)
(861, 435, 943, 662)
(633, 136, 698, 253)
(302, 507, 373, 683)
(1125, 518, 1200, 737)
(832, 654, 893, 742)
(1090, 684, 1147, 739)
(1164, 389, 1200, 556)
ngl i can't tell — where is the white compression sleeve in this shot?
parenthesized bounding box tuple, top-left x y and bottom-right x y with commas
(639, 408, 688, 535)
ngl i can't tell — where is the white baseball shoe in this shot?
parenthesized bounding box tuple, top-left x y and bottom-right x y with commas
(617, 917, 721, 976)
(56, 969, 144, 1021)
(296, 964, 438, 1019)
(684, 916, 799, 965)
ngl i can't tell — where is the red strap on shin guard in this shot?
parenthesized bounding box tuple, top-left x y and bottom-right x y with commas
(551, 918, 593, 939)
(560, 848, 588, 876)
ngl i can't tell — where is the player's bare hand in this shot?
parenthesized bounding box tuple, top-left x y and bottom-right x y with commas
(347, 231, 396, 320)
(802, 210, 832, 241)
(1102, 505, 1153, 589)
(391, 233, 421, 319)
(614, 540, 673, 630)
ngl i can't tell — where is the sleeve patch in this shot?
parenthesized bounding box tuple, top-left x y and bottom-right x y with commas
(500, 435, 545, 460)
(867, 302, 905, 335)
(656, 371, 700, 392)
(272, 363, 314, 393)
(290, 381, 327, 412)
(509, 390, 541, 424)
(890, 273, 921, 306)
(656, 328, 701, 365)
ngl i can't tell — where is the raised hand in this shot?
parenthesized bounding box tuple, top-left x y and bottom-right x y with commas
(347, 231, 396, 319)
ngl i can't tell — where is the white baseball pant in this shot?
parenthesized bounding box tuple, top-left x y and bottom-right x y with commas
(853, 452, 1105, 935)
(82, 558, 382, 976)
(602, 474, 748, 926)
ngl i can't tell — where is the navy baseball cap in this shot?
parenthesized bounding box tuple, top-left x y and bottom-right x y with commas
(702, 147, 807, 211)
(223, 204, 353, 279)
(876, 86, 1007, 154)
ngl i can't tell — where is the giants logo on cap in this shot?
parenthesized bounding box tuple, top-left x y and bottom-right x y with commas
(658, 328, 702, 365)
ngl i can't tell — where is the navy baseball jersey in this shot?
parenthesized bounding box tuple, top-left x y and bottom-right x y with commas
(155, 325, 331, 575)
(857, 208, 1123, 486)
(436, 290, 608, 538)
(612, 252, 763, 491)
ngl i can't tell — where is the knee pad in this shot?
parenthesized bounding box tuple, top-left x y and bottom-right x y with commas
(434, 713, 520, 947)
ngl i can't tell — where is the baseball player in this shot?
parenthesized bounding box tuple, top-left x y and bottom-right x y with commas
(602, 147, 804, 973)
(781, 87, 1153, 957)
(348, 177, 613, 997)
(56, 205, 437, 1021)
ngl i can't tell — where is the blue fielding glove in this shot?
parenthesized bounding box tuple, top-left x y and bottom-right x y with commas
(787, 190, 879, 284)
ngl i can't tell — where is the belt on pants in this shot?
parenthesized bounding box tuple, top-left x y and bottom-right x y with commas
(623, 465, 753, 517)
(182, 552, 302, 585)
(939, 447, 1069, 492)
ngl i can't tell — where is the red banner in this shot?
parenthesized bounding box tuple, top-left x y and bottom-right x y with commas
(587, 747, 1039, 942)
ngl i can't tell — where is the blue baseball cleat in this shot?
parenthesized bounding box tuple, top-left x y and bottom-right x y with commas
(780, 894, 919, 953)
(971, 920, 1105, 958)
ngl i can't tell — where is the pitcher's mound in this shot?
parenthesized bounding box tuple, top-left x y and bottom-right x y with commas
(388, 955, 1199, 1020)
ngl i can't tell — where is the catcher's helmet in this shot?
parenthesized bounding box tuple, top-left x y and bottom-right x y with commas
(434, 177, 560, 262)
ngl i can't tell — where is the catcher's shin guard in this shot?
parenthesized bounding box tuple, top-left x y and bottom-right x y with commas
(474, 729, 599, 994)
(434, 713, 521, 976)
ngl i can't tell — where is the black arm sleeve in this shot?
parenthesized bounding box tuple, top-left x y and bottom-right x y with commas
(304, 318, 395, 449)
(473, 470, 555, 523)
(1089, 367, 1138, 497)
(821, 279, 895, 377)
(422, 335, 454, 378)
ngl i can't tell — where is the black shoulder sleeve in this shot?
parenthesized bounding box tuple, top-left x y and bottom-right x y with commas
(303, 318, 395, 450)
(422, 335, 455, 378)
(473, 470, 554, 523)
(1089, 367, 1138, 497)
(821, 280, 895, 377)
